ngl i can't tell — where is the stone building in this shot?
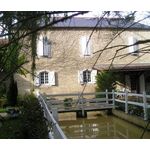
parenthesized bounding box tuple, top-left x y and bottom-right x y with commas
(15, 17, 150, 95)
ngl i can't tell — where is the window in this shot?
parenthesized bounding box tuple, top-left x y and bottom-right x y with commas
(43, 36, 51, 57)
(128, 36, 139, 55)
(39, 71, 49, 84)
(83, 70, 91, 83)
(80, 36, 91, 56)
(78, 69, 97, 84)
(37, 35, 51, 57)
(35, 70, 56, 86)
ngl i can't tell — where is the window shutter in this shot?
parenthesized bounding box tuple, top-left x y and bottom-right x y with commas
(37, 35, 43, 56)
(128, 36, 138, 54)
(34, 72, 40, 86)
(80, 36, 91, 56)
(78, 70, 83, 84)
(86, 36, 91, 55)
(80, 36, 86, 56)
(91, 70, 97, 83)
(49, 71, 56, 86)
(128, 37, 134, 53)
(133, 38, 138, 53)
(48, 43, 52, 58)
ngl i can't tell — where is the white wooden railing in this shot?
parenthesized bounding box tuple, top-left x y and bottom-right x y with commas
(46, 89, 150, 120)
(36, 91, 67, 139)
(112, 90, 150, 120)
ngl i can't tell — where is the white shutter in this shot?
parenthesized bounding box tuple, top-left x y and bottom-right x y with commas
(37, 35, 43, 56)
(49, 71, 55, 86)
(80, 36, 86, 56)
(86, 36, 91, 55)
(128, 36, 134, 53)
(128, 36, 138, 53)
(34, 72, 40, 86)
(91, 70, 97, 83)
(78, 70, 83, 84)
(80, 36, 91, 56)
(133, 38, 138, 52)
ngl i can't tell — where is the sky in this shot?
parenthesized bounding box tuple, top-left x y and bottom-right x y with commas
(77, 11, 150, 25)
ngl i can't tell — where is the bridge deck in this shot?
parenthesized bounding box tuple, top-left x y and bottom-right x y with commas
(47, 100, 114, 113)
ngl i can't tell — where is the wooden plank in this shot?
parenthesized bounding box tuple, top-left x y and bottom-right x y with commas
(47, 92, 108, 97)
(128, 93, 143, 97)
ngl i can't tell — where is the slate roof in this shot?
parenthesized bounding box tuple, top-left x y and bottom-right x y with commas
(53, 17, 150, 30)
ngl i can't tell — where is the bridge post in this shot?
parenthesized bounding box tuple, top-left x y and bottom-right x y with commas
(143, 91, 148, 120)
(76, 110, 87, 118)
(106, 89, 108, 103)
(125, 90, 128, 114)
(112, 90, 115, 109)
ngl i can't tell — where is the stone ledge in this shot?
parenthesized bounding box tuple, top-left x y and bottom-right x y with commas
(112, 109, 150, 130)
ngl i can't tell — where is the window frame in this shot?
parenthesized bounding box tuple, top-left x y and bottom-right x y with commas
(39, 71, 49, 85)
(83, 70, 91, 83)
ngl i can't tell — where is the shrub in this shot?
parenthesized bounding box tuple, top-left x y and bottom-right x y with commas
(0, 98, 7, 108)
(96, 71, 117, 92)
(6, 77, 18, 106)
(21, 94, 48, 139)
(64, 98, 73, 107)
(0, 82, 6, 99)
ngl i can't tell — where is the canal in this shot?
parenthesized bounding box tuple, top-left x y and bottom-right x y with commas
(58, 111, 150, 139)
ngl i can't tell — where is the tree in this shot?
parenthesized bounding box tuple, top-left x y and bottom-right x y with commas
(0, 11, 88, 104)
(0, 11, 89, 84)
(96, 71, 116, 92)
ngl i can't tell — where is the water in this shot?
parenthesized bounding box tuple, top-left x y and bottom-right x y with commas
(58, 111, 150, 139)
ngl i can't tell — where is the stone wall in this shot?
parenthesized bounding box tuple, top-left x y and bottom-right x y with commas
(15, 28, 150, 95)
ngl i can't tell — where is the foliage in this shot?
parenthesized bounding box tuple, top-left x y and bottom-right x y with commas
(115, 102, 144, 118)
(115, 101, 125, 111)
(128, 104, 144, 117)
(21, 94, 48, 139)
(0, 117, 23, 139)
(96, 71, 123, 92)
(0, 11, 88, 85)
(64, 98, 73, 107)
(0, 82, 6, 98)
(0, 99, 7, 108)
(6, 77, 18, 106)
(0, 93, 49, 139)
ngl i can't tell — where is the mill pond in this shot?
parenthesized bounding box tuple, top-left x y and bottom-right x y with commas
(59, 111, 150, 139)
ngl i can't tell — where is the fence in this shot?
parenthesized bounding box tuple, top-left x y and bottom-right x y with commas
(36, 89, 150, 138)
(46, 89, 150, 120)
(113, 90, 150, 120)
(36, 91, 67, 139)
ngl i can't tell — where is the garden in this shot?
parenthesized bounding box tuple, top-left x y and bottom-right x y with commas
(0, 82, 49, 139)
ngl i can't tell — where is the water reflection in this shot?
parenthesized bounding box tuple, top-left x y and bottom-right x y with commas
(59, 111, 150, 139)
